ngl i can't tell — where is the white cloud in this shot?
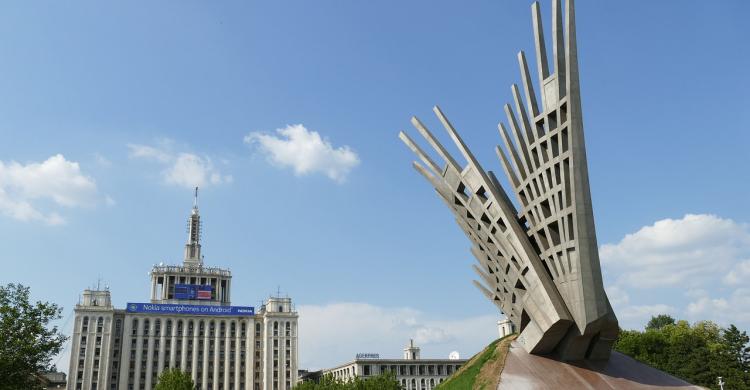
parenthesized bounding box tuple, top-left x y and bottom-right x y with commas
(0, 154, 102, 225)
(724, 259, 750, 286)
(600, 214, 750, 288)
(93, 153, 112, 168)
(297, 302, 497, 370)
(127, 142, 232, 189)
(618, 304, 677, 323)
(685, 289, 750, 325)
(244, 124, 360, 183)
(600, 214, 750, 330)
(605, 285, 629, 306)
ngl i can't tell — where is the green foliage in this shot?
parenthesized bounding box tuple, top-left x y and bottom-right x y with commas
(0, 283, 67, 390)
(645, 314, 676, 330)
(614, 315, 750, 390)
(294, 371, 401, 390)
(154, 368, 195, 390)
(436, 335, 512, 390)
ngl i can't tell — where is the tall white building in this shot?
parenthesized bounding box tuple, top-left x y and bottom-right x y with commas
(67, 191, 298, 390)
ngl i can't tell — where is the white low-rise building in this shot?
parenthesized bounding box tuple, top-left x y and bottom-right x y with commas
(322, 340, 467, 390)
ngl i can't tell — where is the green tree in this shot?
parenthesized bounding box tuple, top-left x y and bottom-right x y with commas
(645, 314, 676, 330)
(294, 372, 402, 390)
(154, 368, 195, 390)
(723, 324, 750, 368)
(0, 283, 67, 390)
(614, 315, 750, 390)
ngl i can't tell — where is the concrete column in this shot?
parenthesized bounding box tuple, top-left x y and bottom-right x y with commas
(158, 317, 166, 376)
(145, 319, 156, 389)
(100, 317, 111, 388)
(151, 275, 157, 300)
(234, 321, 241, 389)
(250, 320, 257, 389)
(170, 320, 178, 368)
(202, 321, 210, 389)
(213, 322, 220, 389)
(192, 321, 200, 384)
(119, 317, 133, 390)
(224, 322, 231, 390)
(82, 317, 92, 390)
(181, 320, 189, 371)
(133, 317, 144, 390)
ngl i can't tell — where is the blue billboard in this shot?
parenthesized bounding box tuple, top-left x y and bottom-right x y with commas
(174, 284, 212, 300)
(126, 302, 254, 316)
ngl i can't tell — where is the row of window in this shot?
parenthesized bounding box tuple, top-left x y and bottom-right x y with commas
(331, 363, 462, 378)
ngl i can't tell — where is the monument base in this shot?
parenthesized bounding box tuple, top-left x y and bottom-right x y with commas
(499, 341, 703, 389)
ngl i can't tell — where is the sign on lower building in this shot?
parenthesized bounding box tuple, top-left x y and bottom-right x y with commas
(356, 353, 380, 359)
(126, 302, 255, 316)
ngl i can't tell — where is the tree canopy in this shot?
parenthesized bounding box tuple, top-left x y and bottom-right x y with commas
(645, 314, 676, 330)
(615, 315, 750, 390)
(154, 368, 195, 390)
(0, 283, 67, 390)
(294, 372, 401, 390)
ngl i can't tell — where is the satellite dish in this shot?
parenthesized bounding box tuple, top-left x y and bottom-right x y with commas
(449, 351, 460, 360)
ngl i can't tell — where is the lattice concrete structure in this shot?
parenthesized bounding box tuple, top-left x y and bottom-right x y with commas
(399, 0, 618, 361)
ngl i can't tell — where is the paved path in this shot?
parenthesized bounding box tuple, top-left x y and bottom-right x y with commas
(498, 341, 706, 389)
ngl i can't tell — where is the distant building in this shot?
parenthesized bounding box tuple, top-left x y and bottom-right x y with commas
(39, 371, 67, 389)
(67, 190, 298, 390)
(321, 340, 467, 390)
(497, 317, 515, 338)
(296, 369, 322, 384)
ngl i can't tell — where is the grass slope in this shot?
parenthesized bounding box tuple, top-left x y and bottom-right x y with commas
(436, 334, 516, 390)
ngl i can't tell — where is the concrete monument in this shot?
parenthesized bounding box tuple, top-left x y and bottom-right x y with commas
(399, 0, 618, 361)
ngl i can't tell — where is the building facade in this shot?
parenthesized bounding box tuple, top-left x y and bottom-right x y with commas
(321, 340, 466, 390)
(497, 317, 515, 339)
(67, 192, 298, 390)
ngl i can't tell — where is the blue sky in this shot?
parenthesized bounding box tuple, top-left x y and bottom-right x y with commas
(1, 1, 749, 371)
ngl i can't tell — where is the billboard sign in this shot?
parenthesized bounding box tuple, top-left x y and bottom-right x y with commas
(174, 284, 213, 300)
(356, 353, 380, 359)
(126, 302, 254, 316)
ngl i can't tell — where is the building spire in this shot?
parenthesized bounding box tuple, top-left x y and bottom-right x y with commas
(184, 187, 202, 266)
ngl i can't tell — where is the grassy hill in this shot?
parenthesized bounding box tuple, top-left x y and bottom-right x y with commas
(436, 334, 516, 390)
